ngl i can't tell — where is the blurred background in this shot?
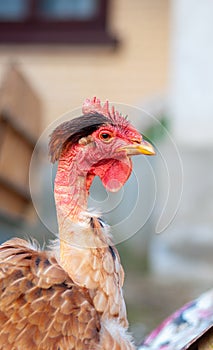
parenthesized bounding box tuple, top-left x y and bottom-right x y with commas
(0, 0, 213, 345)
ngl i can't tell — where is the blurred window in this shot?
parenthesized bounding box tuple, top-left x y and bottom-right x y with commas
(0, 0, 28, 21)
(38, 0, 98, 20)
(0, 0, 117, 45)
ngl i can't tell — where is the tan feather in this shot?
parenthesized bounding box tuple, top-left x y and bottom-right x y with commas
(0, 239, 101, 349)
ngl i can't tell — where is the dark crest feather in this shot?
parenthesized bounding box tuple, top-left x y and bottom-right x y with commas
(49, 113, 111, 163)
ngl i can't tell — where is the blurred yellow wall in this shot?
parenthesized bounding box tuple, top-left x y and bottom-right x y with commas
(0, 0, 169, 129)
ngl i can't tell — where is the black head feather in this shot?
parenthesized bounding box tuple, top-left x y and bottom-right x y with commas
(49, 113, 111, 163)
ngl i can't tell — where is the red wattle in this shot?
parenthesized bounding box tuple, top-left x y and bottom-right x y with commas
(89, 158, 132, 192)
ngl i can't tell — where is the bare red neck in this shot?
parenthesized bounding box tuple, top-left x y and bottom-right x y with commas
(54, 146, 89, 234)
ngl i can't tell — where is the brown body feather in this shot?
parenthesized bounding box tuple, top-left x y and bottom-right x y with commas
(0, 233, 135, 349)
(0, 238, 101, 350)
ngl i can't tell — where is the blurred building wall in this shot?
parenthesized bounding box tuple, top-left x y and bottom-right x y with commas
(170, 0, 213, 146)
(0, 0, 169, 128)
(151, 0, 213, 283)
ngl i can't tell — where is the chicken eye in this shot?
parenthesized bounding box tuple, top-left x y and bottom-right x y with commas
(99, 131, 113, 142)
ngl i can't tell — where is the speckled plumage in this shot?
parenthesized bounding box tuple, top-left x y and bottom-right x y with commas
(0, 238, 100, 350)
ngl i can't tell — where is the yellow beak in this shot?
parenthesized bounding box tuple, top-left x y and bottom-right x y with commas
(120, 140, 155, 156)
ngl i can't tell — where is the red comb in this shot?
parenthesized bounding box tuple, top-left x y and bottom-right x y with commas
(82, 97, 129, 127)
(82, 97, 110, 117)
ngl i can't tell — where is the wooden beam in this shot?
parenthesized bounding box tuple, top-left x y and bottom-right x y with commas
(0, 175, 31, 203)
(0, 110, 37, 148)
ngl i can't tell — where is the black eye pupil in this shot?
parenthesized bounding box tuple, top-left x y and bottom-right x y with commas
(101, 133, 110, 139)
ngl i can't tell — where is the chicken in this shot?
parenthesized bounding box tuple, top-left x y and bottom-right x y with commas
(0, 97, 155, 350)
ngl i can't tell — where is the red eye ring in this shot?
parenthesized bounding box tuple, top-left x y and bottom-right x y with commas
(99, 130, 114, 142)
